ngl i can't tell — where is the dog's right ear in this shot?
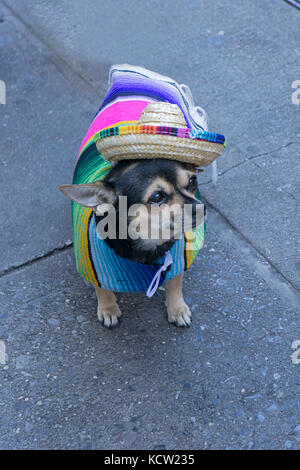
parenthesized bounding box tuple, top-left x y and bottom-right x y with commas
(59, 181, 116, 209)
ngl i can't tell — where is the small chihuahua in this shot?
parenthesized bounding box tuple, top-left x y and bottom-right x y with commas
(58, 64, 226, 329)
(60, 158, 203, 328)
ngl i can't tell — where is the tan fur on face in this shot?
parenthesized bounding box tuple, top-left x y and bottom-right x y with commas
(128, 201, 185, 242)
(176, 167, 196, 189)
(176, 167, 193, 188)
(143, 177, 174, 203)
(172, 192, 184, 205)
(128, 171, 199, 242)
(119, 162, 140, 176)
(176, 166, 199, 199)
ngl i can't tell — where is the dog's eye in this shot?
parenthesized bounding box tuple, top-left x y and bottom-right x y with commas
(188, 175, 197, 191)
(149, 191, 168, 205)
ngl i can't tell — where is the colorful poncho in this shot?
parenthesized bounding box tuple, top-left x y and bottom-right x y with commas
(72, 66, 206, 293)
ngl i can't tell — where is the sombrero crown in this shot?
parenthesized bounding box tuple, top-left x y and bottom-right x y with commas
(91, 65, 226, 167)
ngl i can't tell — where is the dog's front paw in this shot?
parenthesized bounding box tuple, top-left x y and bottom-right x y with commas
(167, 302, 192, 327)
(97, 304, 122, 328)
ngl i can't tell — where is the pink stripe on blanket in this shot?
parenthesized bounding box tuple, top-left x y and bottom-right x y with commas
(78, 100, 151, 157)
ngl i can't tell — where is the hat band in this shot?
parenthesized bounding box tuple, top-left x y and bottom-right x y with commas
(94, 124, 226, 146)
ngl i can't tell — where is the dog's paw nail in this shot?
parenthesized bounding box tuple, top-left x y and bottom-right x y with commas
(97, 305, 122, 328)
(168, 303, 192, 328)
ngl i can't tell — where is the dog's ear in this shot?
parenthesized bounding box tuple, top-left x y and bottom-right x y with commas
(59, 181, 116, 208)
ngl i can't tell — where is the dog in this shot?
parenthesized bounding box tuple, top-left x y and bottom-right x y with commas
(58, 64, 226, 328)
(60, 158, 204, 327)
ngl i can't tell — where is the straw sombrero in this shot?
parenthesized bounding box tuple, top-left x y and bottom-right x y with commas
(94, 101, 226, 167)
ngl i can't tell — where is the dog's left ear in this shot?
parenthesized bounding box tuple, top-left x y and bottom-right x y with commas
(59, 181, 116, 208)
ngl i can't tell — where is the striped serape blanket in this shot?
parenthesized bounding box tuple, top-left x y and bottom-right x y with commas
(71, 65, 206, 293)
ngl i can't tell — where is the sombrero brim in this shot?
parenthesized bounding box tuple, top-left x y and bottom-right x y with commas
(94, 124, 226, 166)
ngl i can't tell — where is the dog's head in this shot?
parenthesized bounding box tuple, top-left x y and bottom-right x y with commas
(59, 159, 204, 263)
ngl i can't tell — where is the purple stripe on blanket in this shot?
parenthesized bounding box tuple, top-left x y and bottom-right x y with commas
(99, 74, 192, 128)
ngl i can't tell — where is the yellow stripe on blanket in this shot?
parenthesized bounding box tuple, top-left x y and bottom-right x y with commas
(73, 204, 98, 286)
(185, 222, 205, 269)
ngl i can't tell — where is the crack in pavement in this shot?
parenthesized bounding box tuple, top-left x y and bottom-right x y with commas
(203, 196, 300, 298)
(219, 141, 300, 178)
(0, 242, 73, 280)
(199, 141, 300, 188)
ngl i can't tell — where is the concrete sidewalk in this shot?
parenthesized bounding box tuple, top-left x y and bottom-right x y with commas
(0, 0, 300, 450)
